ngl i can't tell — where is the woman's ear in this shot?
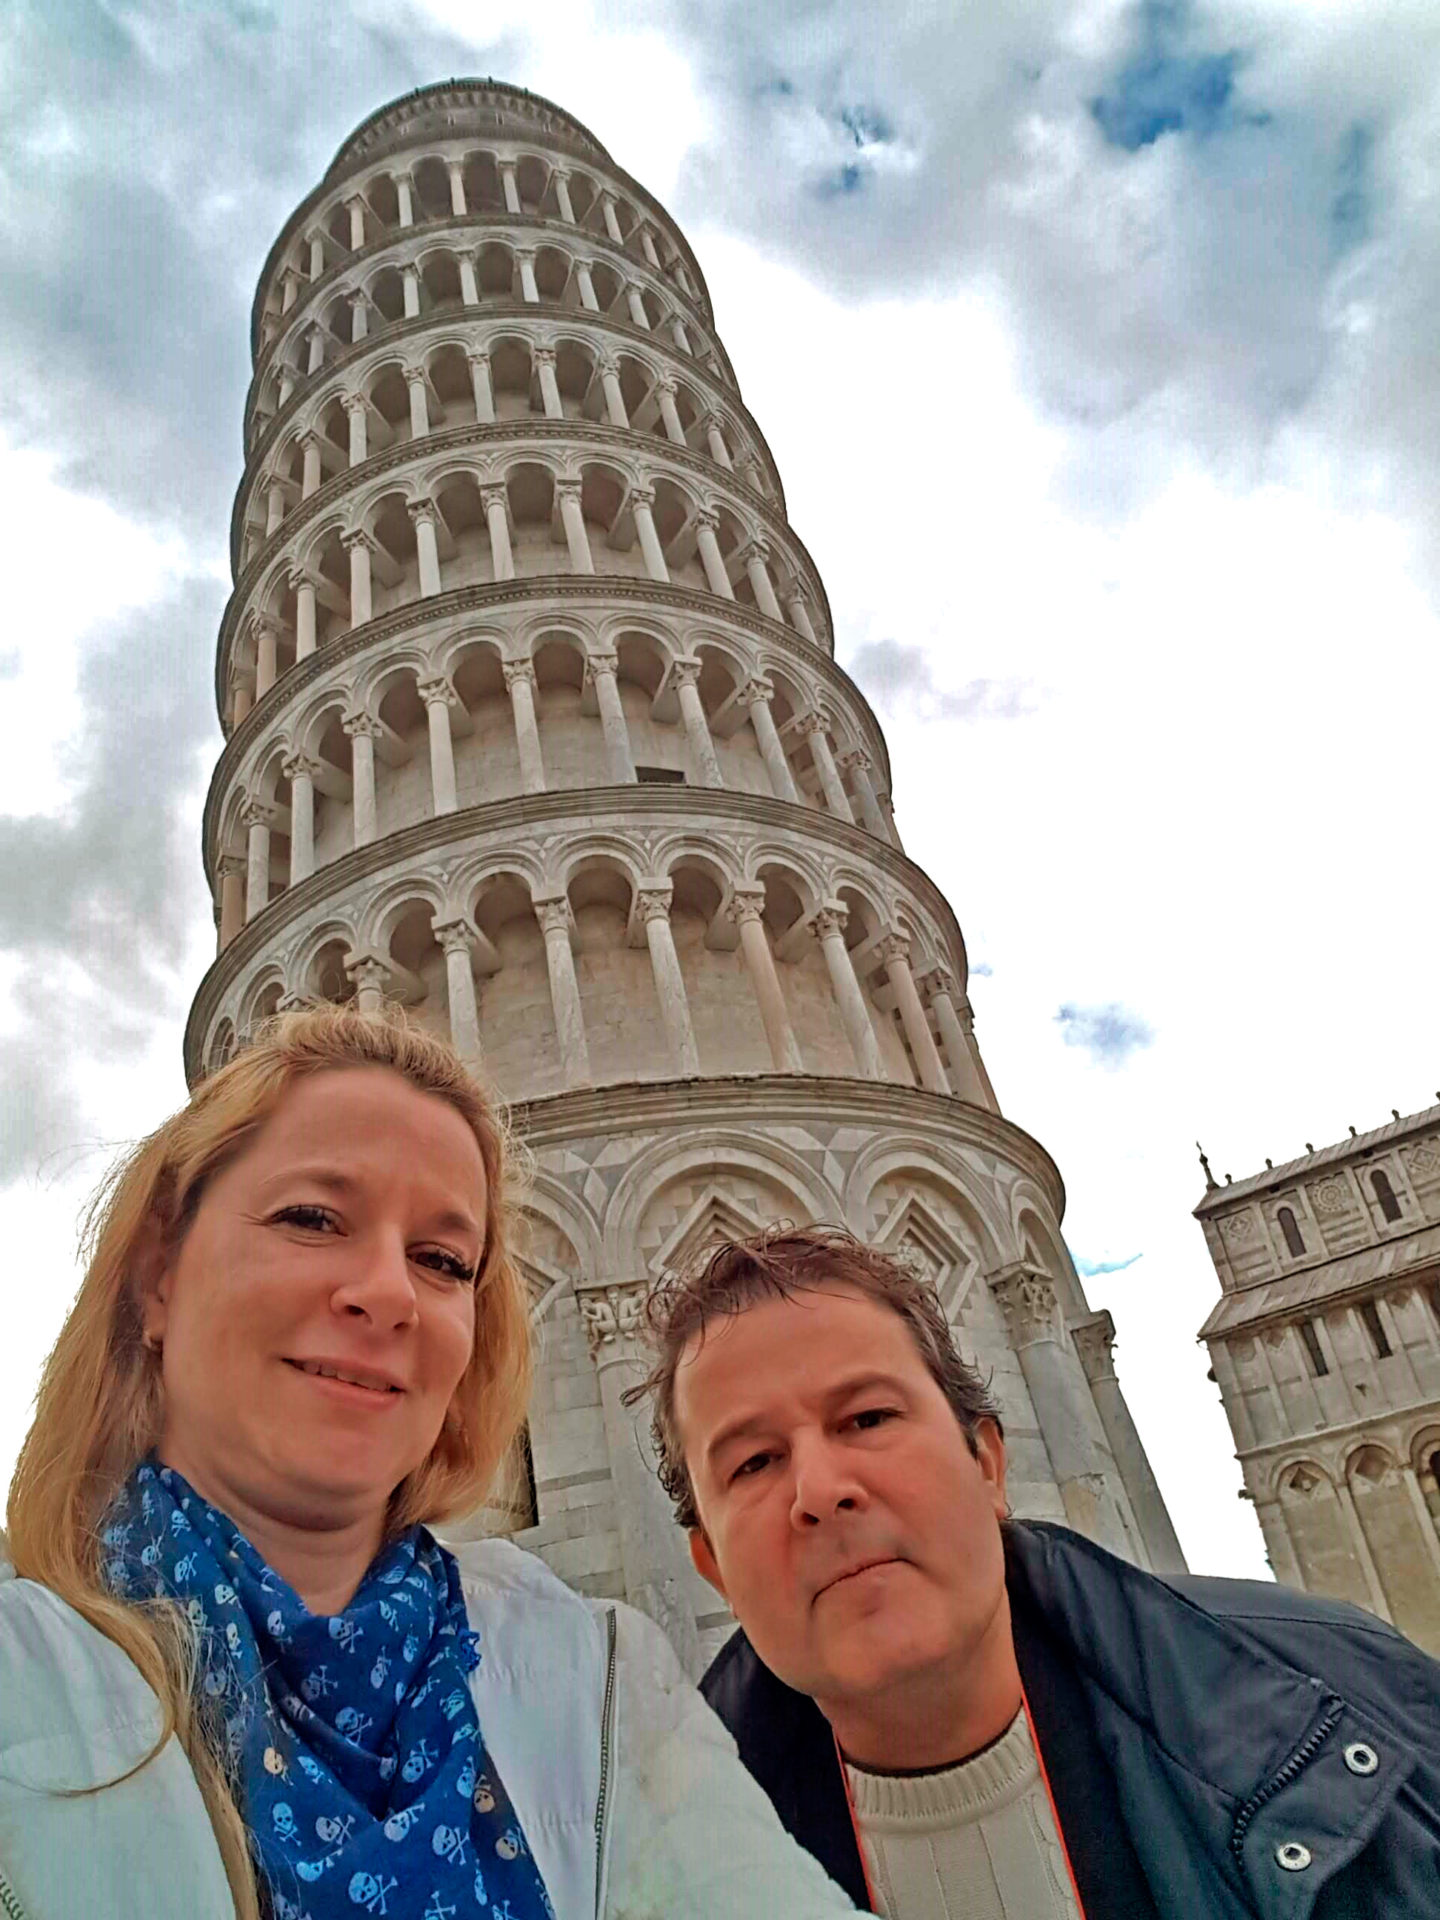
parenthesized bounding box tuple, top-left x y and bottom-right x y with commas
(131, 1212, 175, 1350)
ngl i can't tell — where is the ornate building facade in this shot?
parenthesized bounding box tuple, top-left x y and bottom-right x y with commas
(187, 79, 1184, 1670)
(1197, 1109, 1440, 1654)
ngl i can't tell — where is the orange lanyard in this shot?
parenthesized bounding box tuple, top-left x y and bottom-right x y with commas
(834, 1691, 1090, 1919)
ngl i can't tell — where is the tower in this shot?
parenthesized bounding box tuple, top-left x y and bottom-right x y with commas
(188, 79, 1184, 1667)
(1197, 1110, 1440, 1654)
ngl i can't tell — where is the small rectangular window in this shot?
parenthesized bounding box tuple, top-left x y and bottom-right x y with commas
(1298, 1319, 1329, 1377)
(635, 765, 686, 785)
(1359, 1300, 1393, 1359)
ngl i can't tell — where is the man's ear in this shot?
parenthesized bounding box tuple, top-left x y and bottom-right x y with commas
(973, 1416, 1008, 1519)
(689, 1526, 728, 1600)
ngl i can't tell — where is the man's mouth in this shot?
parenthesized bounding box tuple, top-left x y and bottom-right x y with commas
(817, 1556, 902, 1598)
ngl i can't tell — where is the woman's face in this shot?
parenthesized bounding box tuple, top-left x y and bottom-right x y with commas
(145, 1066, 484, 1534)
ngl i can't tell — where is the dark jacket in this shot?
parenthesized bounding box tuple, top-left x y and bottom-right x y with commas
(701, 1521, 1440, 1918)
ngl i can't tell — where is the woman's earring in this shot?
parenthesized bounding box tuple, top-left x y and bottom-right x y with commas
(142, 1330, 163, 1355)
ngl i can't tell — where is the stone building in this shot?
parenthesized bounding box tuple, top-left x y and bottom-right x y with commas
(1197, 1109, 1440, 1653)
(186, 77, 1184, 1670)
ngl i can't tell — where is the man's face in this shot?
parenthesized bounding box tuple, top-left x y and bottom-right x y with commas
(676, 1284, 1009, 1723)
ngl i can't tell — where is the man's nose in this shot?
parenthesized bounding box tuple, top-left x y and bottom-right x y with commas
(789, 1432, 867, 1529)
(333, 1232, 419, 1329)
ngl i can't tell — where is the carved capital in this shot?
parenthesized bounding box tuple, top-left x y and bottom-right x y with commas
(532, 344, 556, 368)
(406, 496, 437, 529)
(340, 527, 375, 554)
(583, 650, 619, 685)
(286, 566, 315, 596)
(240, 798, 275, 831)
(580, 1282, 647, 1358)
(989, 1265, 1062, 1349)
(465, 346, 491, 369)
(654, 374, 677, 397)
(738, 675, 775, 709)
(837, 748, 872, 776)
(1071, 1311, 1118, 1383)
(740, 538, 772, 568)
(402, 363, 428, 389)
(693, 508, 720, 533)
(878, 932, 912, 968)
(635, 886, 673, 926)
(416, 676, 458, 710)
(345, 953, 392, 994)
(726, 886, 766, 927)
(917, 965, 956, 1004)
(554, 477, 583, 503)
(668, 657, 701, 691)
(629, 483, 656, 511)
(281, 752, 323, 786)
(794, 709, 829, 739)
(809, 904, 848, 943)
(342, 709, 382, 741)
(346, 290, 369, 312)
(502, 658, 538, 692)
(481, 485, 510, 516)
(534, 896, 572, 938)
(297, 428, 323, 453)
(433, 919, 476, 958)
(216, 854, 246, 882)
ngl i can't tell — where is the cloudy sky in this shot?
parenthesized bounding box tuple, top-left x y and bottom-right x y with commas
(3, 0, 1439, 1578)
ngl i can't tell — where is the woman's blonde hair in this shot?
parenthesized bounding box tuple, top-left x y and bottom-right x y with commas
(6, 1003, 532, 1918)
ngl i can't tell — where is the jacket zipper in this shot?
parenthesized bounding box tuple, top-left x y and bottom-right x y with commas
(1229, 1692, 1345, 1863)
(593, 1605, 618, 1917)
(0, 1860, 26, 1920)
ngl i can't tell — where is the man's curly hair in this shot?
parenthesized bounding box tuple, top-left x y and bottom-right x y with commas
(622, 1223, 1002, 1530)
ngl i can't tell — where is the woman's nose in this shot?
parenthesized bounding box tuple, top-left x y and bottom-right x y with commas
(333, 1233, 419, 1328)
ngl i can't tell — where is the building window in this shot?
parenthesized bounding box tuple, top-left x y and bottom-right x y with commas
(1278, 1207, 1306, 1258)
(1371, 1169, 1402, 1223)
(1298, 1318, 1329, 1377)
(635, 765, 685, 785)
(1358, 1300, 1393, 1359)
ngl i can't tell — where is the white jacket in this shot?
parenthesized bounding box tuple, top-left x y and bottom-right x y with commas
(0, 1536, 853, 1920)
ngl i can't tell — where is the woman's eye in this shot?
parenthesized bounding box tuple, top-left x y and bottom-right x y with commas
(274, 1204, 338, 1232)
(414, 1247, 477, 1284)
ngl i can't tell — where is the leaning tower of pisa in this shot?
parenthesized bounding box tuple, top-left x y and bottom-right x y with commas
(187, 78, 1185, 1666)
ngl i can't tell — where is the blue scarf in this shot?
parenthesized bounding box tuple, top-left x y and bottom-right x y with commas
(103, 1461, 553, 1920)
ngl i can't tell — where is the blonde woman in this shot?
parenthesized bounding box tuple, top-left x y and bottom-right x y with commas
(0, 1006, 851, 1920)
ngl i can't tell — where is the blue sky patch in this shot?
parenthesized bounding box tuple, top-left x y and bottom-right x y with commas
(1074, 1252, 1144, 1277)
(1091, 0, 1255, 151)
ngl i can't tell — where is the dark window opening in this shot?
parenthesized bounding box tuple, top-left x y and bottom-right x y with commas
(1298, 1319, 1329, 1377)
(636, 765, 685, 785)
(1358, 1299, 1393, 1359)
(1428, 1449, 1440, 1490)
(1428, 1282, 1440, 1333)
(1278, 1206, 1306, 1258)
(1371, 1169, 1402, 1223)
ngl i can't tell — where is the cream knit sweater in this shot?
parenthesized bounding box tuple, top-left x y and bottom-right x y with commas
(846, 1710, 1081, 1920)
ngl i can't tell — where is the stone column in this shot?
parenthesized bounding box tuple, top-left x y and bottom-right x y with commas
(810, 904, 882, 1079)
(346, 953, 392, 1015)
(584, 651, 636, 782)
(281, 270, 299, 313)
(290, 573, 317, 661)
(1398, 1469, 1440, 1586)
(395, 173, 414, 227)
(1333, 1478, 1393, 1622)
(254, 620, 279, 701)
(670, 659, 723, 788)
(638, 226, 661, 269)
(503, 659, 547, 795)
(468, 349, 495, 424)
(599, 360, 628, 428)
(879, 933, 950, 1094)
(435, 920, 482, 1064)
(283, 753, 320, 886)
(402, 266, 420, 319)
(694, 512, 734, 599)
(797, 712, 854, 823)
(535, 896, 591, 1088)
(553, 168, 576, 225)
(242, 801, 274, 921)
(404, 364, 429, 439)
(535, 346, 564, 419)
(217, 857, 245, 951)
(518, 250, 540, 304)
(1253, 1496, 1307, 1589)
(630, 487, 669, 583)
(409, 501, 443, 597)
(919, 969, 995, 1110)
(655, 378, 686, 445)
(580, 1281, 702, 1674)
(1072, 1312, 1188, 1575)
(740, 678, 799, 802)
(231, 679, 253, 726)
(703, 416, 732, 470)
(300, 433, 322, 499)
(342, 711, 380, 848)
(307, 327, 325, 375)
(349, 292, 369, 344)
(418, 677, 459, 816)
(343, 530, 373, 627)
(344, 393, 368, 465)
(728, 888, 803, 1072)
(266, 481, 285, 535)
(600, 193, 623, 244)
(483, 486, 515, 581)
(346, 195, 366, 251)
(838, 749, 887, 839)
(670, 315, 693, 355)
(636, 886, 701, 1077)
(989, 1266, 1135, 1559)
(556, 481, 595, 574)
(446, 160, 466, 217)
(625, 283, 650, 330)
(786, 591, 818, 643)
(741, 542, 784, 622)
(500, 160, 522, 215)
(574, 260, 599, 311)
(450, 251, 475, 307)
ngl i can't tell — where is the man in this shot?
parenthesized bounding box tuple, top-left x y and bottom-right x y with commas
(627, 1225, 1440, 1919)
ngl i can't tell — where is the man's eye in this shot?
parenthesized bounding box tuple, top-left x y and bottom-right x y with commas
(274, 1204, 338, 1232)
(850, 1407, 898, 1431)
(732, 1452, 774, 1482)
(414, 1247, 477, 1284)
